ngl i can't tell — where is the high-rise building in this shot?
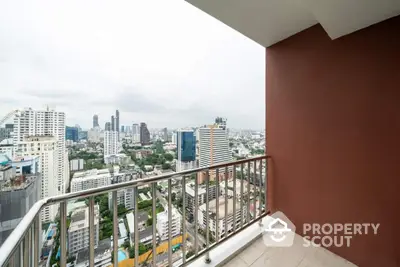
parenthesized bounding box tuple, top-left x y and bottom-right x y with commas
(105, 122, 111, 131)
(132, 124, 140, 143)
(116, 110, 120, 133)
(93, 115, 99, 128)
(140, 123, 150, 146)
(121, 125, 125, 133)
(163, 128, 168, 142)
(198, 121, 231, 181)
(111, 116, 115, 131)
(0, 139, 14, 159)
(0, 155, 41, 245)
(0, 124, 13, 143)
(15, 136, 59, 222)
(107, 170, 136, 210)
(13, 108, 68, 195)
(104, 131, 118, 157)
(65, 126, 79, 142)
(176, 129, 196, 172)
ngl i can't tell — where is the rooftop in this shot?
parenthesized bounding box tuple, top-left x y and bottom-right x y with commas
(69, 205, 99, 232)
(73, 168, 110, 179)
(76, 238, 112, 264)
(199, 196, 241, 218)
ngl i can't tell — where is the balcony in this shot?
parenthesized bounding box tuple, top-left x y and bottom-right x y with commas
(0, 156, 271, 267)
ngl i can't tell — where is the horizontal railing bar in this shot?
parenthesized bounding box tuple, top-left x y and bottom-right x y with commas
(0, 155, 269, 266)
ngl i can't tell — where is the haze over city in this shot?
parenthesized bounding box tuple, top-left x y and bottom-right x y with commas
(0, 0, 265, 129)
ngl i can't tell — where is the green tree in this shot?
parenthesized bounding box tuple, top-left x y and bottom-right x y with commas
(186, 250, 195, 259)
(164, 153, 173, 161)
(162, 163, 171, 170)
(171, 192, 176, 202)
(146, 217, 153, 226)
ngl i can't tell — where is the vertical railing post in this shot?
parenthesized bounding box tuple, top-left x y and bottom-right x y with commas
(60, 201, 67, 267)
(259, 159, 263, 226)
(182, 176, 187, 264)
(23, 230, 29, 267)
(205, 170, 211, 264)
(233, 165, 237, 232)
(247, 161, 251, 224)
(215, 168, 220, 242)
(265, 157, 268, 215)
(112, 191, 119, 267)
(89, 196, 95, 267)
(34, 215, 39, 267)
(167, 179, 172, 267)
(134, 187, 139, 267)
(224, 166, 228, 238)
(152, 183, 157, 267)
(253, 160, 257, 222)
(194, 174, 199, 255)
(240, 163, 244, 228)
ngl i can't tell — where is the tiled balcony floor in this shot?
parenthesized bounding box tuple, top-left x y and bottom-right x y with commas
(222, 234, 356, 267)
(190, 216, 357, 267)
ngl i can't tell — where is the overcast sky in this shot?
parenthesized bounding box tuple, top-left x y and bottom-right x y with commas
(0, 0, 265, 130)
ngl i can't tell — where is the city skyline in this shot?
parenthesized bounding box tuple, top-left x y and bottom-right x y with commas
(0, 0, 265, 130)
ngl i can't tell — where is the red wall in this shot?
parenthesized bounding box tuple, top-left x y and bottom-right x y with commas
(266, 16, 400, 267)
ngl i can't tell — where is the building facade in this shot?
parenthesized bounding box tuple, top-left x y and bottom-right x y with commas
(0, 157, 41, 245)
(66, 126, 79, 142)
(13, 108, 68, 195)
(185, 182, 216, 221)
(176, 129, 196, 172)
(68, 205, 100, 255)
(93, 115, 99, 128)
(132, 124, 140, 143)
(156, 208, 181, 241)
(107, 171, 136, 210)
(15, 136, 59, 222)
(198, 197, 245, 240)
(140, 123, 150, 146)
(103, 131, 118, 158)
(70, 169, 111, 193)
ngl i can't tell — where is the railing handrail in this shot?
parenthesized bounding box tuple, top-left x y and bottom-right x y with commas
(0, 155, 268, 265)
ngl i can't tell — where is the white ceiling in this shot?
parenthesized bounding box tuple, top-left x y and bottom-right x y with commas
(186, 0, 400, 47)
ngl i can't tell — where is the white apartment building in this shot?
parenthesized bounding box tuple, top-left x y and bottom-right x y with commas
(0, 139, 14, 159)
(70, 169, 111, 193)
(156, 208, 182, 241)
(131, 124, 140, 143)
(88, 128, 101, 143)
(107, 170, 136, 210)
(70, 158, 85, 171)
(198, 196, 246, 240)
(185, 182, 217, 221)
(198, 125, 231, 172)
(68, 205, 100, 255)
(15, 136, 58, 222)
(103, 131, 118, 162)
(13, 108, 67, 194)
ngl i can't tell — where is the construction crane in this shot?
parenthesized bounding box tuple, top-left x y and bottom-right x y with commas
(0, 110, 20, 127)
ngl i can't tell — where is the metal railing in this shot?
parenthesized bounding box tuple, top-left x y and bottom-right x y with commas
(0, 155, 269, 267)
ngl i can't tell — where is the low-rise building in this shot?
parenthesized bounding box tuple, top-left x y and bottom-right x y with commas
(75, 238, 112, 267)
(198, 196, 246, 240)
(156, 208, 181, 241)
(107, 171, 137, 210)
(126, 211, 149, 233)
(185, 182, 217, 221)
(70, 169, 111, 193)
(68, 205, 100, 255)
